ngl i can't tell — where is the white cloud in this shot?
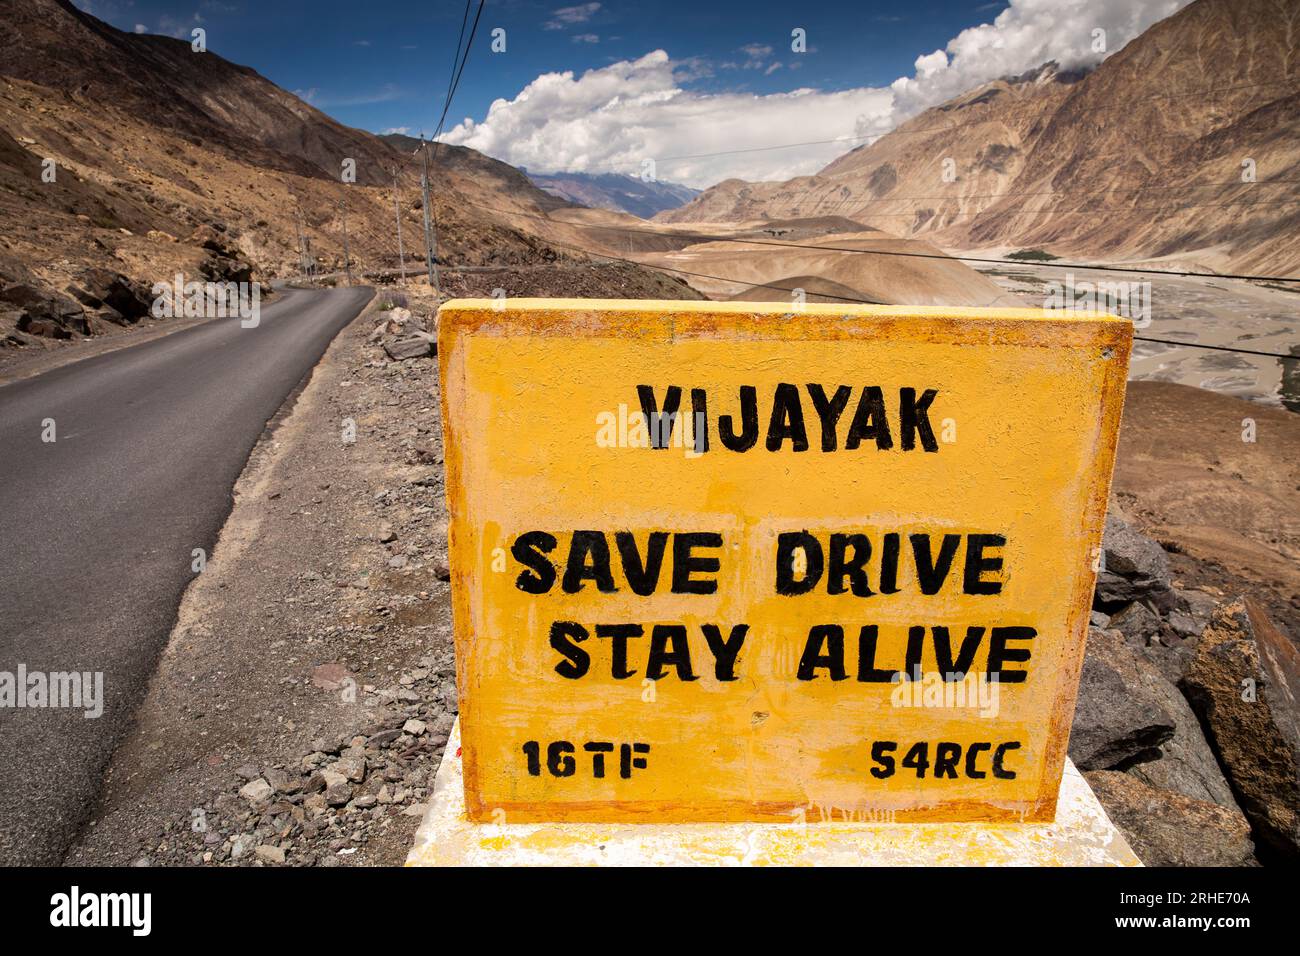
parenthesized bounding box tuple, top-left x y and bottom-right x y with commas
(382, 126, 411, 136)
(544, 3, 601, 30)
(888, 0, 1190, 116)
(440, 0, 1192, 188)
(441, 51, 892, 187)
(573, 33, 600, 44)
(133, 23, 147, 34)
(738, 43, 773, 69)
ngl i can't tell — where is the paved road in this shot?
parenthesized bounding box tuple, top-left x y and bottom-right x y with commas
(0, 286, 372, 864)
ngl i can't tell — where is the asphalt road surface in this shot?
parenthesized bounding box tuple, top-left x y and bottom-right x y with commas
(0, 286, 373, 864)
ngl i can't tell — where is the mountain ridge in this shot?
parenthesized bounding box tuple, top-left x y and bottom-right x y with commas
(661, 0, 1300, 276)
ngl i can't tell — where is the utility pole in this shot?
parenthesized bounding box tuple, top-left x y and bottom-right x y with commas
(392, 166, 408, 285)
(339, 198, 353, 287)
(419, 136, 439, 296)
(294, 207, 309, 279)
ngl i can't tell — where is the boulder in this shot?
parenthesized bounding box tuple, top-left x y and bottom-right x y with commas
(1094, 514, 1172, 608)
(384, 334, 435, 361)
(1108, 601, 1161, 648)
(1127, 668, 1241, 810)
(75, 268, 153, 321)
(199, 255, 254, 285)
(1181, 597, 1300, 860)
(2, 283, 86, 338)
(1070, 626, 1175, 770)
(188, 224, 239, 258)
(1085, 771, 1256, 866)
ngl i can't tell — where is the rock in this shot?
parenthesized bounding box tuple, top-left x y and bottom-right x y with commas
(367, 729, 402, 748)
(1089, 610, 1110, 628)
(325, 782, 352, 807)
(75, 268, 152, 321)
(1126, 665, 1241, 810)
(1069, 627, 1174, 770)
(304, 793, 327, 815)
(1094, 514, 1172, 608)
(234, 763, 261, 781)
(1085, 771, 1255, 866)
(384, 335, 434, 361)
(414, 444, 441, 465)
(189, 224, 239, 258)
(254, 845, 286, 865)
(199, 255, 253, 285)
(1176, 588, 1221, 624)
(3, 283, 86, 338)
(378, 524, 397, 543)
(431, 557, 451, 581)
(403, 718, 427, 736)
(320, 768, 348, 790)
(332, 754, 366, 783)
(351, 795, 378, 810)
(1165, 609, 1201, 640)
(1182, 597, 1300, 860)
(230, 833, 257, 860)
(238, 778, 274, 805)
(264, 767, 300, 795)
(2, 322, 37, 348)
(311, 662, 352, 692)
(1108, 601, 1161, 648)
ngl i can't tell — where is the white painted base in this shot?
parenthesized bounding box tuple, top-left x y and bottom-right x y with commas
(406, 720, 1140, 867)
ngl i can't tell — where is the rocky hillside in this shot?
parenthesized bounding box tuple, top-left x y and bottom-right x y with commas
(0, 0, 697, 351)
(662, 0, 1300, 276)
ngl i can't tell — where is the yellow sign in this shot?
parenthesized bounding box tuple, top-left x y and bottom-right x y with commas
(438, 299, 1131, 824)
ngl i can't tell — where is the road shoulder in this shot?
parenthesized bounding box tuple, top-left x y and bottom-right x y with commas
(67, 292, 457, 867)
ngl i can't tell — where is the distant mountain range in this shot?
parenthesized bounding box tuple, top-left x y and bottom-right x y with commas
(522, 170, 699, 219)
(377, 137, 698, 219)
(661, 0, 1300, 276)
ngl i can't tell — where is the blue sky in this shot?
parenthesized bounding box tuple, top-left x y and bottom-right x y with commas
(74, 0, 1187, 186)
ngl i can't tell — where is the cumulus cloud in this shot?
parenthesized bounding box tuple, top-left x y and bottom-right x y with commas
(440, 0, 1192, 188)
(441, 51, 892, 187)
(888, 0, 1190, 116)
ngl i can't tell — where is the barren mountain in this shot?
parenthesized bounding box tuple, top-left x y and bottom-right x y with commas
(662, 0, 1300, 276)
(0, 0, 698, 350)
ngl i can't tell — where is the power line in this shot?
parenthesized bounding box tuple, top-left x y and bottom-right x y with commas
(422, 0, 487, 298)
(439, 235, 1298, 362)
(454, 195, 1300, 284)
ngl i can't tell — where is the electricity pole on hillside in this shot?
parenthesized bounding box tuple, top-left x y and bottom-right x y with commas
(419, 136, 440, 296)
(391, 166, 408, 285)
(294, 207, 309, 279)
(339, 198, 354, 287)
